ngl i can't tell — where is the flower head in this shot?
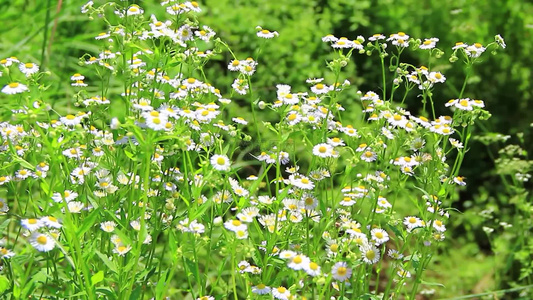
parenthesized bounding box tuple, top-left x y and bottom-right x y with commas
(331, 261, 352, 282)
(30, 232, 55, 252)
(210, 154, 231, 171)
(256, 28, 279, 39)
(2, 82, 28, 94)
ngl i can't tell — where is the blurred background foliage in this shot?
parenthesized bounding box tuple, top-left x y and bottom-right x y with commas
(1, 0, 532, 297)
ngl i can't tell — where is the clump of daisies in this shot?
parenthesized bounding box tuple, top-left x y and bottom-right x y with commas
(0, 0, 506, 299)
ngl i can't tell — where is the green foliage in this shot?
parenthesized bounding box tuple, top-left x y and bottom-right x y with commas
(0, 0, 531, 299)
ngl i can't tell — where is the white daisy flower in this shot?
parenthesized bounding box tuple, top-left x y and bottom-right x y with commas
(428, 71, 446, 83)
(310, 83, 332, 95)
(312, 143, 334, 158)
(331, 261, 352, 282)
(404, 216, 424, 230)
(143, 111, 168, 131)
(371, 228, 389, 245)
(113, 244, 132, 256)
(289, 174, 315, 190)
(252, 283, 271, 295)
(361, 150, 377, 162)
(419, 37, 439, 49)
(100, 221, 117, 232)
(287, 254, 310, 271)
(21, 218, 44, 231)
(432, 219, 446, 232)
(2, 82, 28, 94)
(30, 232, 55, 252)
(454, 176, 467, 186)
(126, 4, 143, 16)
(369, 33, 385, 41)
(210, 154, 231, 171)
(19, 62, 39, 76)
(360, 243, 380, 264)
(224, 219, 246, 232)
(41, 216, 62, 229)
(257, 29, 279, 39)
(60, 114, 82, 126)
(272, 286, 290, 300)
(279, 250, 296, 259)
(67, 201, 85, 213)
(305, 261, 322, 276)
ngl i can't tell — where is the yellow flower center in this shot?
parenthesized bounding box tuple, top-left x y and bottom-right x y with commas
(337, 267, 347, 276)
(37, 235, 48, 245)
(8, 82, 19, 88)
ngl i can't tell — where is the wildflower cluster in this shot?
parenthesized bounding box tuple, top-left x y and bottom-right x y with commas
(0, 1, 506, 299)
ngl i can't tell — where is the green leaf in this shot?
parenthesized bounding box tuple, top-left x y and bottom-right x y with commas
(0, 219, 11, 232)
(0, 275, 10, 294)
(22, 269, 48, 297)
(40, 180, 50, 195)
(95, 250, 118, 274)
(184, 258, 199, 280)
(123, 150, 139, 162)
(11, 156, 34, 170)
(96, 287, 116, 299)
(91, 271, 104, 286)
(76, 208, 101, 236)
(387, 223, 404, 241)
(420, 280, 445, 287)
(190, 201, 211, 220)
(155, 270, 169, 299)
(129, 286, 142, 300)
(12, 282, 20, 298)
